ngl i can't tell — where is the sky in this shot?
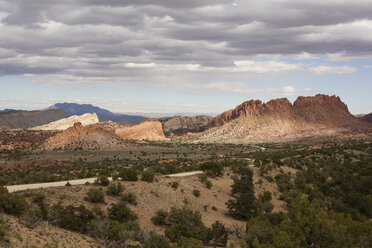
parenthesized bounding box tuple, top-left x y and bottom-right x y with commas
(0, 0, 372, 114)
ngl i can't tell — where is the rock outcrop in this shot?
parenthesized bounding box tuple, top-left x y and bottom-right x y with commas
(160, 115, 213, 136)
(116, 121, 167, 141)
(196, 94, 371, 143)
(42, 122, 125, 150)
(0, 109, 67, 129)
(29, 113, 99, 131)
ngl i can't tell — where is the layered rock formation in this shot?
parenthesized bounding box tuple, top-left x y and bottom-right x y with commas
(160, 115, 213, 136)
(30, 113, 99, 131)
(116, 121, 167, 141)
(197, 94, 371, 143)
(42, 122, 125, 150)
(0, 109, 67, 129)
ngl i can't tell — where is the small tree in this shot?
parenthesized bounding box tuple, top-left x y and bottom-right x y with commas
(209, 221, 228, 247)
(144, 232, 171, 248)
(106, 182, 123, 196)
(118, 169, 138, 181)
(84, 188, 105, 203)
(95, 175, 110, 186)
(151, 209, 168, 225)
(142, 171, 155, 183)
(108, 201, 138, 224)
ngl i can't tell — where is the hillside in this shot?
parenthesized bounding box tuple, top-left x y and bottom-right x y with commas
(48, 102, 146, 124)
(116, 121, 167, 141)
(196, 94, 371, 143)
(42, 122, 125, 150)
(0, 109, 67, 129)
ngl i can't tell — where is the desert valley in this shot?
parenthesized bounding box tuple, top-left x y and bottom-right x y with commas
(0, 94, 371, 248)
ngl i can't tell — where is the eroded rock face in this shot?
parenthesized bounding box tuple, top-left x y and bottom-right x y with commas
(160, 115, 213, 136)
(116, 121, 167, 141)
(42, 122, 124, 150)
(0, 109, 67, 129)
(197, 94, 371, 143)
(29, 113, 99, 131)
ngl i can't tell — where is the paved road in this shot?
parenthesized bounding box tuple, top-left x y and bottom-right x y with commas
(6, 177, 113, 193)
(5, 171, 205, 193)
(164, 171, 204, 178)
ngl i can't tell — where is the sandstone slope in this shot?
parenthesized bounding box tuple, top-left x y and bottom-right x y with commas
(42, 122, 125, 150)
(358, 112, 372, 123)
(0, 109, 67, 129)
(29, 113, 99, 130)
(196, 94, 371, 143)
(116, 121, 167, 141)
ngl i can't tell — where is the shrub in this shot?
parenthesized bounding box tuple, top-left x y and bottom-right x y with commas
(0, 215, 8, 242)
(118, 169, 138, 181)
(95, 175, 110, 186)
(0, 193, 28, 216)
(142, 171, 155, 183)
(84, 188, 105, 203)
(200, 161, 223, 177)
(121, 192, 137, 205)
(174, 237, 204, 248)
(49, 204, 95, 233)
(108, 201, 138, 224)
(192, 189, 201, 198)
(209, 221, 228, 247)
(170, 182, 179, 190)
(106, 182, 123, 196)
(144, 232, 171, 248)
(151, 209, 168, 225)
(165, 208, 210, 243)
(65, 181, 72, 186)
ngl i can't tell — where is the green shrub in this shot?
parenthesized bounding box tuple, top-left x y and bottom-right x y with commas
(118, 169, 138, 181)
(170, 182, 179, 190)
(142, 171, 155, 183)
(108, 201, 138, 224)
(144, 232, 171, 248)
(95, 175, 110, 186)
(106, 182, 123, 196)
(84, 188, 105, 203)
(192, 189, 201, 198)
(0, 193, 28, 216)
(174, 237, 204, 248)
(0, 215, 8, 242)
(164, 208, 210, 243)
(151, 209, 168, 225)
(49, 204, 95, 233)
(200, 161, 223, 177)
(209, 221, 228, 247)
(121, 192, 137, 205)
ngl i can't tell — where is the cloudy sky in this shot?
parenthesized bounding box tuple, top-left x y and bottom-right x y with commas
(0, 0, 372, 114)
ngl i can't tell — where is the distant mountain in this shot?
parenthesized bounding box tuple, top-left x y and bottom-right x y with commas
(0, 109, 67, 129)
(0, 109, 15, 113)
(48, 103, 146, 124)
(357, 113, 372, 123)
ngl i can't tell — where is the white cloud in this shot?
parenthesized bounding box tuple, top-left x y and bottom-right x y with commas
(364, 65, 372, 68)
(308, 65, 358, 75)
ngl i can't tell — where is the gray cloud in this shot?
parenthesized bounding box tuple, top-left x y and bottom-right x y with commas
(0, 0, 371, 85)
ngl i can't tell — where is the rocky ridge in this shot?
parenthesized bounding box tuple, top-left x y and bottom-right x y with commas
(196, 94, 371, 143)
(42, 122, 125, 150)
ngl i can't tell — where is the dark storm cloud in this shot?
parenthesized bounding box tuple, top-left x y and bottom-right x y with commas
(0, 0, 371, 84)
